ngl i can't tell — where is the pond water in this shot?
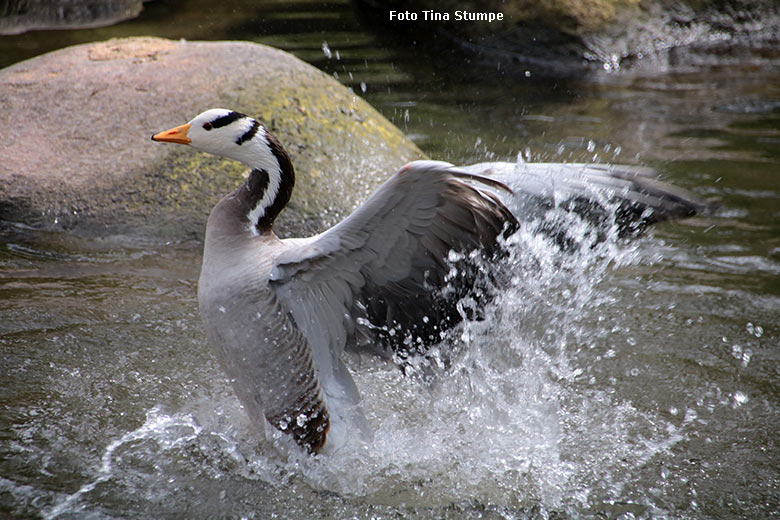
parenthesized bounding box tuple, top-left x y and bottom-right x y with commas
(1, 1, 779, 519)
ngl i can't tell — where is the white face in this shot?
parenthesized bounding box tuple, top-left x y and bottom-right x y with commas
(166, 109, 280, 175)
(186, 109, 258, 157)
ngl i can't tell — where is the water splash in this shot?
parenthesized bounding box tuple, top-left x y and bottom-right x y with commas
(44, 406, 202, 519)
(34, 165, 702, 517)
(263, 183, 683, 513)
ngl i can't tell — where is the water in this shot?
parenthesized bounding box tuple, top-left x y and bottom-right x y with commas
(1, 1, 779, 518)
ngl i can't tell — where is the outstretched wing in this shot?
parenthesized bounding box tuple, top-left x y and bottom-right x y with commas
(270, 161, 517, 379)
(265, 159, 708, 447)
(462, 161, 712, 237)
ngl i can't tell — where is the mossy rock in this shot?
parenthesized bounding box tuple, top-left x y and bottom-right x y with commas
(0, 37, 425, 239)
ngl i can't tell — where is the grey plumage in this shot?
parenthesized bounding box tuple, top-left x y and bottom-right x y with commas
(270, 164, 518, 359)
(153, 110, 709, 454)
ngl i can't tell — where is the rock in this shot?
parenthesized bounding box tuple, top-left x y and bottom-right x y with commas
(360, 0, 780, 75)
(0, 37, 425, 238)
(359, 0, 637, 76)
(0, 0, 145, 35)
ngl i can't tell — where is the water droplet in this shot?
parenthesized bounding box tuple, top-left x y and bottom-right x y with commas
(746, 322, 764, 337)
(741, 349, 752, 368)
(360, 82, 367, 93)
(321, 41, 332, 59)
(296, 413, 308, 427)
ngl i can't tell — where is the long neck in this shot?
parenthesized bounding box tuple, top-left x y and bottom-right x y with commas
(233, 128, 295, 234)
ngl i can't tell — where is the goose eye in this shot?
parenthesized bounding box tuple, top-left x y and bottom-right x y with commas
(203, 122, 213, 131)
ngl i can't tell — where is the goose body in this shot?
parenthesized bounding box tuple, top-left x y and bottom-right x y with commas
(153, 109, 707, 454)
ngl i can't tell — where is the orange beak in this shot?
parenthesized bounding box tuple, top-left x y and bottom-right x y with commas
(151, 123, 192, 145)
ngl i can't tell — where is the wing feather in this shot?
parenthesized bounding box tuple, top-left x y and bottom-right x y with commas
(268, 159, 710, 421)
(272, 161, 516, 364)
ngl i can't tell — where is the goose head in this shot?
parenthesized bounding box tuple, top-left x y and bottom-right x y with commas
(153, 109, 295, 233)
(152, 109, 278, 169)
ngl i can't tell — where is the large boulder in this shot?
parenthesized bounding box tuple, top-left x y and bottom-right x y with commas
(0, 37, 425, 238)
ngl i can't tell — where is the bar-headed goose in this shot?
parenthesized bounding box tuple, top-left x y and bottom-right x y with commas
(153, 109, 707, 454)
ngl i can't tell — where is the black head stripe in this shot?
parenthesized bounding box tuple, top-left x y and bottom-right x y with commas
(210, 111, 246, 129)
(236, 119, 261, 145)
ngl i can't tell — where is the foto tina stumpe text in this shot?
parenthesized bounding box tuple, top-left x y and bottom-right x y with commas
(389, 10, 504, 23)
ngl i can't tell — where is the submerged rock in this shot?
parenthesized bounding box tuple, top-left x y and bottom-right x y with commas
(360, 0, 780, 75)
(0, 37, 424, 238)
(0, 0, 145, 35)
